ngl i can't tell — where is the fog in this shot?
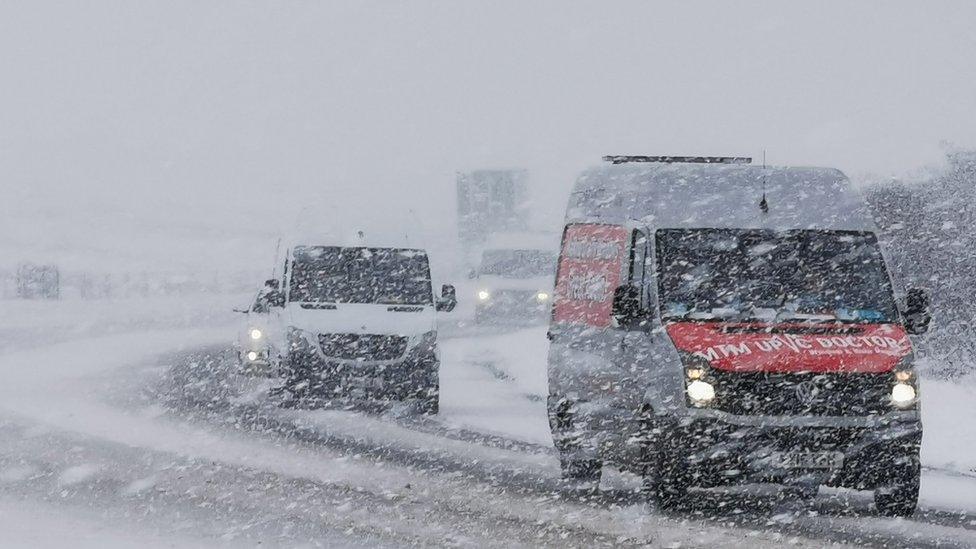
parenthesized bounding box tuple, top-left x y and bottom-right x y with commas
(3, 1, 975, 272)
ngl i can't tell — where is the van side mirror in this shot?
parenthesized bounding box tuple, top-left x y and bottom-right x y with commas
(903, 287, 931, 335)
(611, 284, 643, 327)
(437, 284, 457, 312)
(264, 279, 280, 290)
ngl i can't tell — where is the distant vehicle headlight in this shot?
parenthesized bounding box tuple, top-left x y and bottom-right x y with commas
(687, 380, 716, 407)
(536, 291, 550, 302)
(477, 290, 491, 301)
(249, 328, 263, 340)
(891, 382, 917, 407)
(246, 351, 259, 362)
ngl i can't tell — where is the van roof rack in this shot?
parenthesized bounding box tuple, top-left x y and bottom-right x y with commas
(602, 155, 752, 165)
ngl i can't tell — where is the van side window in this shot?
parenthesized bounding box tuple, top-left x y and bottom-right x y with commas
(629, 230, 649, 305)
(282, 251, 289, 300)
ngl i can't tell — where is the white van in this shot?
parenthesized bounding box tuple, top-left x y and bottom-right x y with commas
(547, 156, 930, 515)
(255, 237, 456, 414)
(473, 232, 558, 324)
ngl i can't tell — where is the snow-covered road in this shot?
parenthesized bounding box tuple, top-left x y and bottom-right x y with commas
(1, 301, 975, 547)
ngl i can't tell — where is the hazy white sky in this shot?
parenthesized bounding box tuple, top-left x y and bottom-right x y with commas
(2, 1, 975, 271)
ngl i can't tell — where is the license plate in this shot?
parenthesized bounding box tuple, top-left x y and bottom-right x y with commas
(774, 451, 844, 470)
(347, 376, 382, 389)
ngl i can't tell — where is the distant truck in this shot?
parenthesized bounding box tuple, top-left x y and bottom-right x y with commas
(16, 264, 60, 300)
(457, 169, 530, 247)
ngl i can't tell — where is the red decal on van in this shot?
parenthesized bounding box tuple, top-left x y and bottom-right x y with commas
(552, 224, 629, 327)
(666, 322, 912, 373)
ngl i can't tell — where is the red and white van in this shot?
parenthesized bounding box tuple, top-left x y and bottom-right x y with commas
(546, 156, 931, 515)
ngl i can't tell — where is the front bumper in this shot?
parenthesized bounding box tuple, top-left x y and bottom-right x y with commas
(282, 338, 438, 402)
(669, 413, 921, 490)
(549, 395, 921, 488)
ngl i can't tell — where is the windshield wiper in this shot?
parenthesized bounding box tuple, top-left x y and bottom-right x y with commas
(663, 307, 744, 322)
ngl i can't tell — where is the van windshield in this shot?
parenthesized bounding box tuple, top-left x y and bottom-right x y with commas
(289, 246, 433, 305)
(656, 229, 898, 323)
(479, 249, 556, 278)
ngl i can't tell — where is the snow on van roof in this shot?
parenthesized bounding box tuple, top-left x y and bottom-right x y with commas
(278, 206, 428, 251)
(280, 227, 424, 253)
(565, 163, 877, 232)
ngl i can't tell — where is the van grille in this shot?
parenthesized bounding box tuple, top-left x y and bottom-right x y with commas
(708, 371, 893, 416)
(317, 333, 408, 361)
(492, 290, 539, 303)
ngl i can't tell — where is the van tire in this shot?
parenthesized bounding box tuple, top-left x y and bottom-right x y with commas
(874, 458, 920, 517)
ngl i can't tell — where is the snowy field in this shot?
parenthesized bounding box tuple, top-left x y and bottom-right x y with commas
(0, 297, 975, 547)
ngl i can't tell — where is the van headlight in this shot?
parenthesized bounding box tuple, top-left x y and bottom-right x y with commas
(891, 382, 917, 408)
(249, 328, 263, 340)
(687, 380, 716, 406)
(682, 353, 716, 407)
(478, 290, 491, 301)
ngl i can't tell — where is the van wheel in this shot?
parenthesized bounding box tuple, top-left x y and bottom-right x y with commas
(874, 458, 920, 517)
